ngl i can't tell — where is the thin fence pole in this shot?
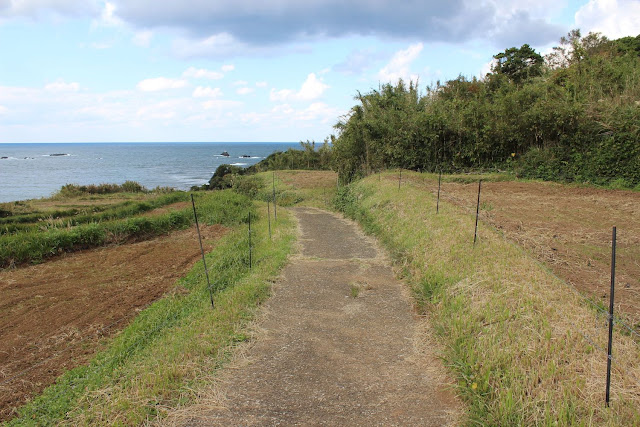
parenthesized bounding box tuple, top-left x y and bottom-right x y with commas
(398, 169, 402, 190)
(267, 199, 272, 240)
(437, 169, 442, 214)
(606, 226, 617, 407)
(191, 194, 214, 309)
(473, 180, 482, 246)
(248, 211, 252, 270)
(272, 172, 277, 221)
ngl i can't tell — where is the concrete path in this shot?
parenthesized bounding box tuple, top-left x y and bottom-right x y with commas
(169, 208, 460, 426)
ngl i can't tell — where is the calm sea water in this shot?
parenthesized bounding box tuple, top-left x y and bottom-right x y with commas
(0, 142, 299, 203)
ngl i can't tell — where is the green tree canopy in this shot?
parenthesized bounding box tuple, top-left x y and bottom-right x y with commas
(492, 44, 544, 84)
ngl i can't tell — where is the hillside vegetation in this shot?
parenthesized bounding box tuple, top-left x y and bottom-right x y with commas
(332, 31, 640, 187)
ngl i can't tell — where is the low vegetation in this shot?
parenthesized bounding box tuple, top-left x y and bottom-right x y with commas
(5, 190, 296, 425)
(0, 192, 189, 235)
(0, 189, 252, 268)
(334, 171, 640, 425)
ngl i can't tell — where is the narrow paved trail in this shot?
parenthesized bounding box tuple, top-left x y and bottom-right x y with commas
(170, 208, 461, 426)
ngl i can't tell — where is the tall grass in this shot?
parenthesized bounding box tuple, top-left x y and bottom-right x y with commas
(335, 171, 640, 425)
(5, 194, 295, 425)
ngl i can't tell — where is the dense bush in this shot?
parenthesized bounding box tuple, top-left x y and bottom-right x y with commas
(332, 31, 640, 187)
(56, 181, 149, 197)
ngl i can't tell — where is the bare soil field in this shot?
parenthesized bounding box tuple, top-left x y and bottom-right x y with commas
(406, 175, 640, 326)
(0, 223, 226, 421)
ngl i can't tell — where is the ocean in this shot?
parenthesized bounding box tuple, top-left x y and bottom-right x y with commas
(0, 142, 299, 203)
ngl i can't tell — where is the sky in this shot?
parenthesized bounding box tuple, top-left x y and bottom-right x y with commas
(0, 0, 639, 143)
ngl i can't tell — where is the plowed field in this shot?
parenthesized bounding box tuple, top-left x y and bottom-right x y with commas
(0, 223, 226, 421)
(408, 175, 640, 325)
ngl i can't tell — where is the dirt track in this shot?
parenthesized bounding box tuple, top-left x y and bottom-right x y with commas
(166, 208, 460, 426)
(0, 224, 226, 421)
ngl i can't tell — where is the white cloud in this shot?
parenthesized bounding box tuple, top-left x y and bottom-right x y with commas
(270, 88, 295, 102)
(236, 87, 254, 95)
(479, 59, 496, 78)
(45, 79, 80, 92)
(378, 43, 423, 83)
(93, 1, 124, 28)
(297, 73, 330, 100)
(271, 104, 294, 114)
(182, 67, 224, 80)
(136, 77, 188, 91)
(256, 81, 268, 88)
(173, 32, 246, 58)
(0, 0, 98, 19)
(270, 73, 329, 102)
(0, 105, 8, 114)
(221, 64, 235, 72)
(575, 0, 640, 39)
(233, 80, 249, 86)
(132, 30, 153, 47)
(295, 102, 340, 123)
(192, 86, 223, 98)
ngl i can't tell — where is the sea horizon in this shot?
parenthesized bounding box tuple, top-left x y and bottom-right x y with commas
(0, 142, 300, 203)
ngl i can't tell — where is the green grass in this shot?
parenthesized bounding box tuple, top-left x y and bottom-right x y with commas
(0, 191, 253, 268)
(0, 192, 189, 235)
(5, 192, 296, 426)
(334, 171, 640, 426)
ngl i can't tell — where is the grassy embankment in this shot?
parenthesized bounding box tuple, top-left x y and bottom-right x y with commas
(332, 170, 640, 425)
(5, 188, 296, 425)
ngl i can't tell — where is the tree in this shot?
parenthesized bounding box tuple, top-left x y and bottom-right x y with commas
(492, 44, 544, 84)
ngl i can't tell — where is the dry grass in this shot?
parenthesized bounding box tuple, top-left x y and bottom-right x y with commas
(338, 171, 640, 425)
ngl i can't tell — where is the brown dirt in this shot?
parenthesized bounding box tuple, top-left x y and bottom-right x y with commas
(164, 208, 461, 426)
(0, 224, 227, 421)
(408, 175, 640, 326)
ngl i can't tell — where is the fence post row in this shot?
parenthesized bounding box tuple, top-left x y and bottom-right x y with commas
(191, 194, 215, 309)
(605, 226, 617, 407)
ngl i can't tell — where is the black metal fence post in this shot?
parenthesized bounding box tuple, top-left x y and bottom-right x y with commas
(436, 169, 442, 214)
(398, 169, 402, 190)
(474, 180, 482, 246)
(267, 199, 272, 241)
(272, 172, 277, 221)
(191, 194, 214, 309)
(248, 211, 252, 270)
(606, 226, 617, 407)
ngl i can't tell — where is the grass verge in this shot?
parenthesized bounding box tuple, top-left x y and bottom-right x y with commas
(335, 171, 640, 425)
(5, 192, 295, 425)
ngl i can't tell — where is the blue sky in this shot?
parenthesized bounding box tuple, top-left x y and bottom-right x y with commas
(0, 0, 638, 143)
